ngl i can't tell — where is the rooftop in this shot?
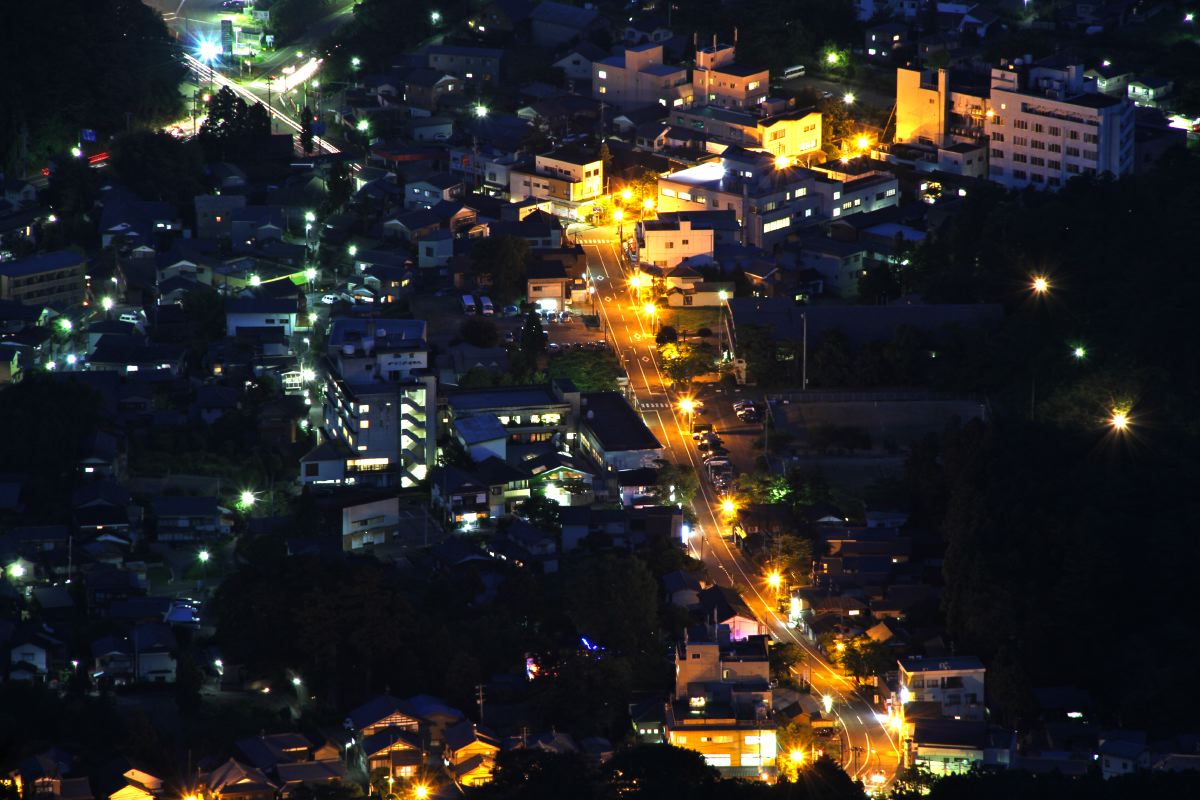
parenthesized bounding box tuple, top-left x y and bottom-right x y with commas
(0, 250, 85, 278)
(447, 384, 563, 413)
(579, 392, 662, 453)
(900, 654, 985, 673)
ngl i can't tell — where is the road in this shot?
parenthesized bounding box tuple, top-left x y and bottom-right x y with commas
(582, 236, 902, 788)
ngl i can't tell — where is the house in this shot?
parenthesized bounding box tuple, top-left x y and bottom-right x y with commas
(1099, 732, 1150, 779)
(230, 206, 285, 250)
(131, 622, 176, 683)
(665, 281, 734, 309)
(691, 43, 768, 111)
(443, 721, 500, 786)
(0, 250, 87, 306)
(530, 1, 600, 47)
(663, 570, 706, 609)
(1127, 76, 1172, 107)
(486, 212, 563, 250)
(904, 717, 1015, 775)
(344, 694, 422, 738)
(425, 44, 503, 84)
(195, 194, 248, 240)
(91, 634, 134, 684)
(429, 458, 531, 529)
(453, 415, 509, 462)
(509, 146, 604, 218)
(225, 297, 300, 338)
(577, 391, 663, 471)
(865, 21, 908, 60)
(206, 759, 278, 800)
(592, 43, 690, 110)
(274, 761, 346, 798)
(152, 496, 226, 542)
(553, 42, 606, 83)
(2, 177, 38, 209)
(899, 655, 985, 721)
(696, 585, 767, 641)
(470, 0, 533, 34)
(402, 68, 460, 112)
(108, 769, 164, 800)
(338, 493, 406, 551)
(406, 173, 465, 210)
(526, 260, 572, 312)
(1084, 62, 1134, 97)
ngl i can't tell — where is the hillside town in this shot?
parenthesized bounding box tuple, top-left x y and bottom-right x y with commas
(3, 2, 1200, 800)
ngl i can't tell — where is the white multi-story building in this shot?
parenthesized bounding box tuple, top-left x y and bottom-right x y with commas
(305, 318, 436, 488)
(899, 655, 986, 721)
(508, 146, 604, 218)
(987, 60, 1135, 189)
(636, 214, 716, 269)
(894, 59, 1136, 190)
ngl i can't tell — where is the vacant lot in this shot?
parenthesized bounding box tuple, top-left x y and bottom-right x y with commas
(774, 399, 987, 453)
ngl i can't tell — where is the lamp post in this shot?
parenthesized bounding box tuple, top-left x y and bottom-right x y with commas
(643, 302, 657, 334)
(613, 208, 624, 244)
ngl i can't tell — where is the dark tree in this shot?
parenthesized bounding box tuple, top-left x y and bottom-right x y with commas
(300, 106, 315, 154)
(110, 130, 204, 205)
(460, 316, 500, 348)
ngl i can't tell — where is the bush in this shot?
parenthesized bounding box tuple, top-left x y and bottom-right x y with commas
(459, 316, 500, 348)
(655, 325, 678, 345)
(697, 327, 713, 338)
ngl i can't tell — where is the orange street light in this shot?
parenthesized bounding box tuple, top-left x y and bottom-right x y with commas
(855, 135, 870, 151)
(413, 785, 429, 800)
(789, 749, 806, 766)
(721, 498, 736, 515)
(1111, 410, 1129, 431)
(767, 570, 782, 590)
(679, 397, 695, 415)
(612, 209, 623, 221)
(643, 197, 655, 211)
(774, 154, 792, 170)
(1032, 275, 1050, 294)
(643, 302, 657, 317)
(621, 188, 633, 201)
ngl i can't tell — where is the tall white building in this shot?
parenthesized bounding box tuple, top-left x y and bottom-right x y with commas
(986, 59, 1135, 189)
(304, 318, 437, 488)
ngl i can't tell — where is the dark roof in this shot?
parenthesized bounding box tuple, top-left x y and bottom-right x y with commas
(346, 694, 410, 731)
(426, 44, 504, 59)
(454, 414, 508, 444)
(0, 250, 85, 278)
(579, 392, 662, 453)
(412, 172, 463, 191)
(152, 496, 220, 518)
(225, 298, 299, 315)
(911, 719, 988, 749)
(527, 260, 568, 280)
(530, 1, 599, 28)
(447, 384, 561, 412)
(444, 720, 500, 752)
(698, 584, 757, 623)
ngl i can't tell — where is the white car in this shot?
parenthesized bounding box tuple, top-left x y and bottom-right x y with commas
(320, 294, 339, 305)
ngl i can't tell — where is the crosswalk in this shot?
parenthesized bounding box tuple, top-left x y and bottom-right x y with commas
(577, 237, 615, 245)
(638, 401, 671, 410)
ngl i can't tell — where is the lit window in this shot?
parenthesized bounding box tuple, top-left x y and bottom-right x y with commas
(360, 420, 370, 429)
(597, 70, 607, 79)
(598, 86, 606, 94)
(358, 404, 370, 413)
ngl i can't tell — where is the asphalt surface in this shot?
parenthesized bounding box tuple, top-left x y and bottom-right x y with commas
(583, 235, 902, 787)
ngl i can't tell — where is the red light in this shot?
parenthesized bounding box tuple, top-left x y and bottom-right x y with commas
(88, 152, 110, 165)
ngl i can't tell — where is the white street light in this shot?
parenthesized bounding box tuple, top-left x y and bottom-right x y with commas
(102, 296, 114, 311)
(305, 267, 317, 281)
(198, 40, 221, 64)
(240, 490, 257, 508)
(843, 92, 856, 105)
(71, 146, 83, 159)
(198, 550, 211, 563)
(475, 104, 489, 118)
(250, 274, 262, 287)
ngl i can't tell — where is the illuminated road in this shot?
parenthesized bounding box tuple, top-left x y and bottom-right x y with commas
(182, 54, 340, 154)
(583, 238, 901, 788)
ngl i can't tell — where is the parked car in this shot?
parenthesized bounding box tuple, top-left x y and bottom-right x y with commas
(559, 311, 572, 323)
(503, 330, 515, 344)
(320, 294, 339, 304)
(503, 305, 520, 316)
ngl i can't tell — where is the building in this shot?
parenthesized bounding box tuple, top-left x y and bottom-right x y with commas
(529, 1, 600, 48)
(577, 391, 662, 471)
(1127, 76, 1172, 108)
(636, 214, 716, 269)
(592, 43, 690, 110)
(0, 250, 87, 307)
(445, 381, 577, 450)
(899, 655, 986, 721)
(405, 173, 464, 210)
(987, 59, 1135, 189)
(667, 105, 822, 159)
(691, 43, 768, 111)
(508, 146, 604, 217)
(425, 44, 503, 84)
(665, 627, 775, 775)
(526, 260, 573, 311)
(655, 149, 898, 248)
(225, 297, 300, 338)
(311, 318, 436, 488)
(896, 60, 1136, 190)
(865, 21, 908, 60)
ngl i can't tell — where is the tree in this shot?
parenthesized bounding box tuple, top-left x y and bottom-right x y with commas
(110, 130, 205, 205)
(562, 553, 659, 662)
(651, 462, 700, 507)
(181, 286, 227, 352)
(817, 95, 855, 154)
(323, 160, 353, 214)
(460, 316, 500, 347)
(472, 235, 531, 303)
(603, 745, 719, 798)
(518, 494, 561, 534)
(841, 638, 893, 685)
(659, 341, 716, 388)
(300, 105, 315, 154)
(546, 349, 623, 391)
(769, 642, 806, 683)
(655, 324, 678, 345)
(519, 311, 548, 360)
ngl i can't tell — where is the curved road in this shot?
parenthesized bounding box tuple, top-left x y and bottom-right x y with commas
(581, 237, 901, 788)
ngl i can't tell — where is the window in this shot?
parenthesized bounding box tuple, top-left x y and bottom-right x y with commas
(747, 81, 760, 91)
(1083, 150, 1098, 161)
(1049, 126, 1061, 137)
(360, 420, 370, 429)
(681, 239, 689, 245)
(666, 242, 674, 248)
(1083, 133, 1098, 144)
(1014, 119, 1028, 130)
(1030, 156, 1045, 166)
(1033, 123, 1043, 133)
(770, 129, 786, 141)
(886, 187, 896, 197)
(990, 132, 1004, 142)
(1012, 153, 1027, 163)
(1013, 136, 1027, 146)
(990, 165, 1004, 176)
(1067, 163, 1080, 174)
(1068, 130, 1079, 140)
(1066, 146, 1080, 157)
(833, 191, 841, 200)
(597, 70, 607, 79)
(691, 653, 700, 659)
(1048, 160, 1061, 170)
(598, 86, 606, 94)
(1048, 143, 1061, 153)
(992, 115, 1003, 126)
(1014, 169, 1027, 179)
(991, 147, 1004, 158)
(662, 188, 676, 198)
(678, 192, 692, 201)
(763, 217, 791, 233)
(304, 463, 319, 477)
(1031, 140, 1046, 150)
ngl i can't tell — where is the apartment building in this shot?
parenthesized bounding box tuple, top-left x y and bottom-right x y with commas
(899, 655, 986, 721)
(592, 43, 691, 109)
(665, 630, 776, 775)
(508, 146, 604, 218)
(0, 250, 87, 307)
(309, 319, 437, 489)
(987, 59, 1135, 189)
(895, 59, 1135, 190)
(691, 43, 769, 110)
(655, 148, 898, 248)
(669, 105, 822, 158)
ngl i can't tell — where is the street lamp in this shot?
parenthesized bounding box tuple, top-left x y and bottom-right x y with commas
(1031, 275, 1050, 294)
(721, 498, 736, 515)
(1110, 410, 1129, 431)
(789, 750, 806, 766)
(613, 208, 624, 242)
(767, 570, 782, 592)
(348, 244, 358, 258)
(821, 694, 833, 714)
(304, 210, 316, 223)
(305, 266, 318, 282)
(430, 10, 441, 24)
(356, 118, 370, 133)
(843, 92, 856, 105)
(413, 786, 429, 800)
(855, 135, 871, 151)
(643, 303, 657, 332)
(198, 39, 221, 90)
(71, 146, 83, 159)
(474, 104, 489, 118)
(1071, 344, 1087, 360)
(774, 154, 791, 170)
(58, 318, 73, 333)
(239, 490, 257, 509)
(102, 296, 114, 311)
(621, 188, 633, 201)
(301, 367, 317, 382)
(198, 550, 211, 564)
(250, 274, 261, 287)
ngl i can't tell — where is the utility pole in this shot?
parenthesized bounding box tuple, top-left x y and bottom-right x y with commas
(801, 312, 808, 391)
(475, 684, 486, 721)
